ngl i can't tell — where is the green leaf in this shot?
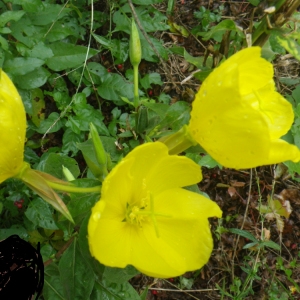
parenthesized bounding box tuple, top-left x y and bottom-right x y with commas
(97, 73, 134, 105)
(276, 35, 300, 61)
(228, 228, 258, 243)
(59, 237, 95, 300)
(91, 280, 141, 300)
(199, 19, 240, 42)
(38, 153, 80, 179)
(247, 0, 260, 6)
(184, 49, 204, 69)
(261, 240, 281, 251)
(36, 112, 63, 134)
(25, 198, 59, 230)
(15, 66, 50, 89)
(29, 88, 45, 127)
(0, 225, 28, 240)
(46, 41, 98, 71)
(77, 139, 103, 179)
(62, 128, 85, 156)
(44, 264, 65, 300)
(157, 101, 191, 130)
(0, 10, 25, 27)
(28, 3, 71, 25)
(68, 179, 99, 220)
(17, 41, 54, 60)
(140, 73, 162, 90)
(102, 266, 139, 284)
(3, 57, 45, 76)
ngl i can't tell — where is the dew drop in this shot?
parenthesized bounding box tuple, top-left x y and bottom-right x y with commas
(93, 212, 101, 221)
(202, 90, 207, 97)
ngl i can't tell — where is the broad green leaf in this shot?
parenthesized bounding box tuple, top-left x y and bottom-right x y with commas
(77, 214, 105, 279)
(157, 101, 191, 130)
(16, 41, 54, 60)
(59, 237, 95, 300)
(28, 3, 71, 25)
(102, 266, 139, 284)
(25, 198, 59, 229)
(36, 112, 63, 134)
(68, 179, 99, 220)
(247, 0, 260, 6)
(46, 41, 98, 71)
(91, 280, 141, 300)
(9, 0, 43, 12)
(38, 153, 80, 179)
(44, 264, 65, 300)
(43, 20, 79, 43)
(84, 62, 107, 85)
(142, 101, 169, 119)
(140, 34, 168, 62)
(77, 139, 103, 179)
(15, 66, 50, 89)
(0, 10, 25, 27)
(0, 225, 28, 240)
(97, 73, 134, 105)
(140, 73, 162, 90)
(62, 128, 85, 156)
(4, 57, 45, 76)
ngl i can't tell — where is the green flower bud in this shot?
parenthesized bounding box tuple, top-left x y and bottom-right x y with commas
(129, 19, 142, 67)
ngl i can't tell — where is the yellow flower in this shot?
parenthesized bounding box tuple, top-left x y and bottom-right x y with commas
(0, 69, 101, 223)
(189, 47, 300, 169)
(0, 69, 26, 183)
(88, 142, 222, 278)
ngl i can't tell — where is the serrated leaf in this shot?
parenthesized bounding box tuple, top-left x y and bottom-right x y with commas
(140, 73, 162, 90)
(62, 128, 85, 156)
(38, 153, 80, 180)
(46, 41, 98, 71)
(59, 237, 94, 300)
(97, 73, 134, 105)
(25, 198, 59, 229)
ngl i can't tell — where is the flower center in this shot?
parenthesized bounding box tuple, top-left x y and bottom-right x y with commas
(124, 181, 171, 237)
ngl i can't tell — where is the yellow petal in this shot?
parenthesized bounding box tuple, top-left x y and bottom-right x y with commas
(189, 47, 300, 169)
(88, 186, 222, 278)
(0, 70, 26, 182)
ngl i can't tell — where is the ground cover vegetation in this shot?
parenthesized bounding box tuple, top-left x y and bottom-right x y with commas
(0, 0, 300, 299)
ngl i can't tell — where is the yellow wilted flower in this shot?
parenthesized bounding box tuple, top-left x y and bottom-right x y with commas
(161, 47, 300, 169)
(88, 142, 222, 278)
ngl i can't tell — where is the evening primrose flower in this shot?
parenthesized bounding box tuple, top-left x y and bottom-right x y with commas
(88, 142, 222, 278)
(161, 47, 300, 169)
(0, 70, 26, 182)
(0, 69, 100, 222)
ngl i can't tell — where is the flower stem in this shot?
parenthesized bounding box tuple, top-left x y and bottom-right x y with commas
(46, 181, 101, 193)
(133, 65, 139, 109)
(158, 125, 197, 155)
